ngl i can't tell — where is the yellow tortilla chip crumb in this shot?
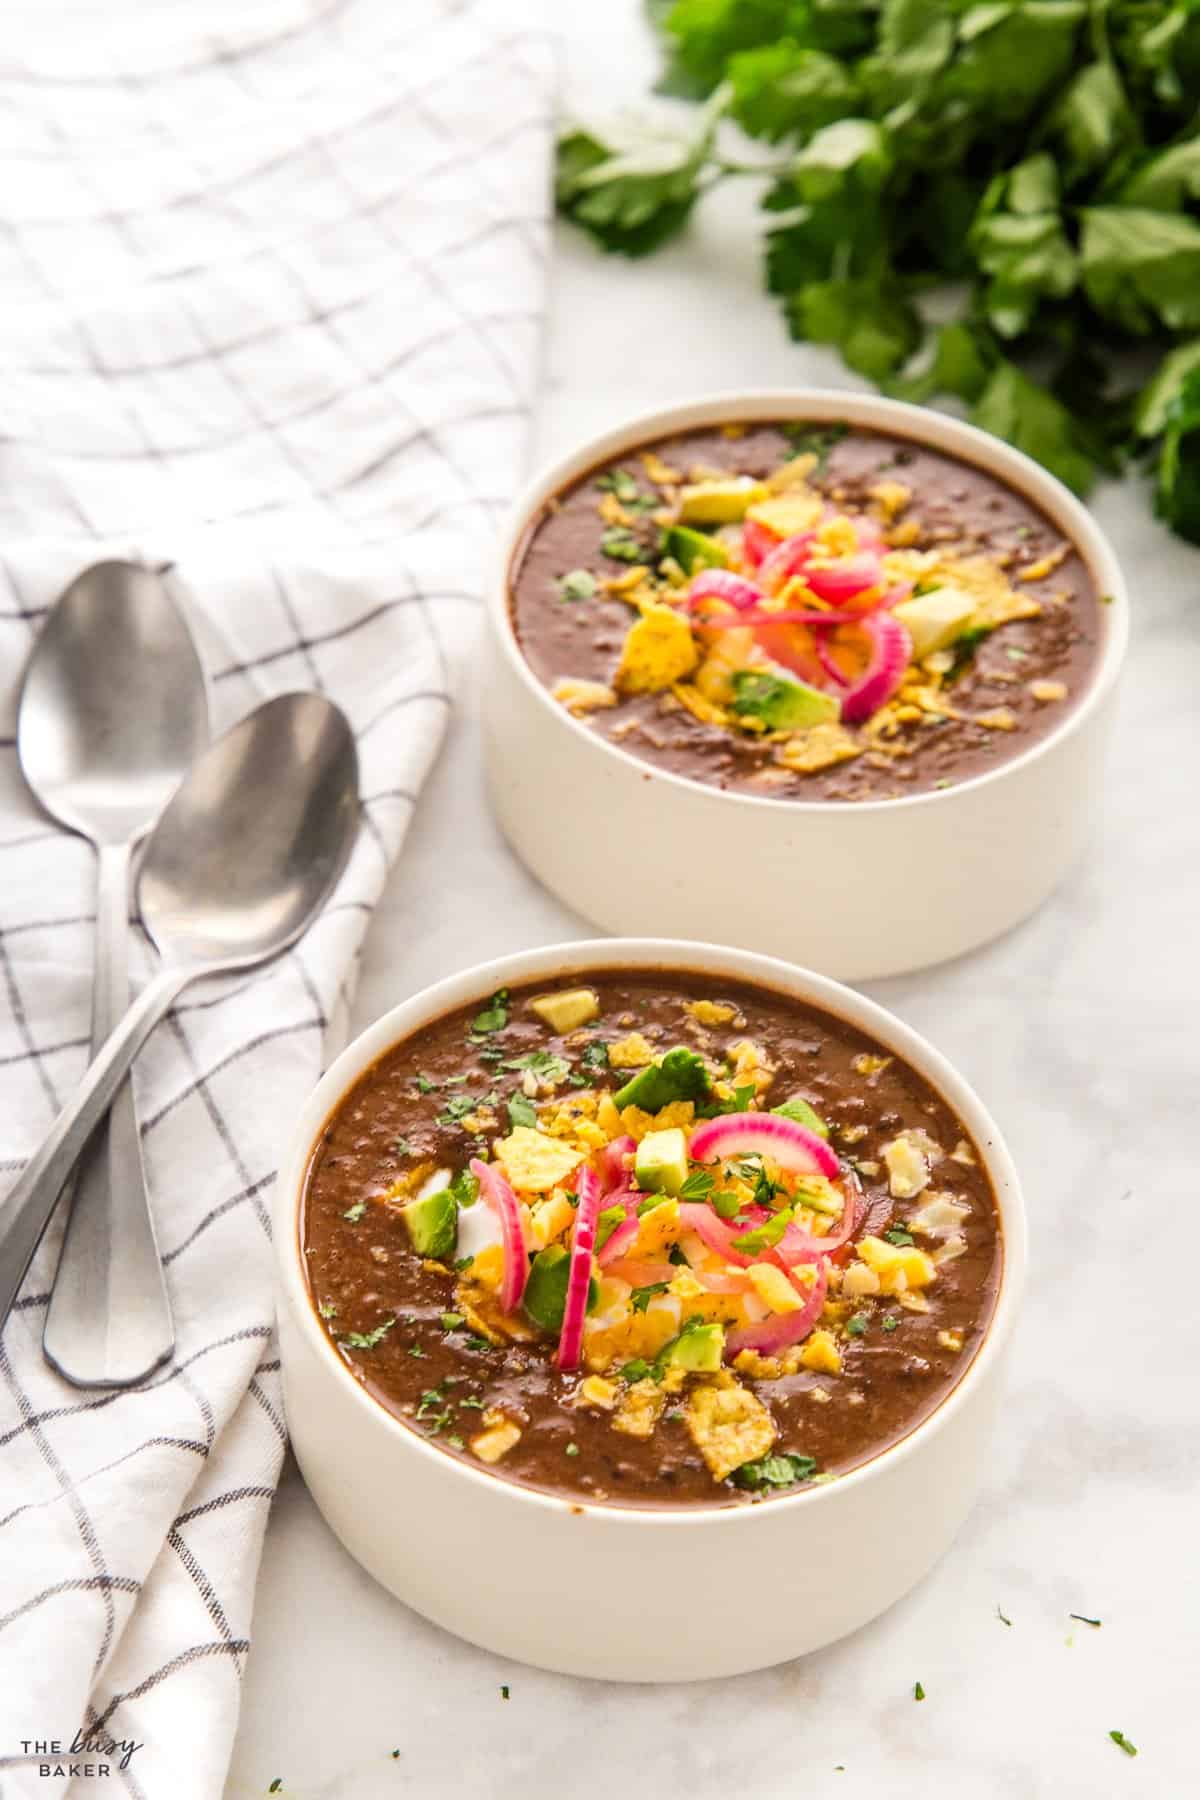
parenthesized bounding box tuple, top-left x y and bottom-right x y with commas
(611, 1378, 666, 1439)
(799, 1328, 843, 1375)
(976, 707, 1017, 731)
(495, 1125, 585, 1194)
(1030, 678, 1067, 702)
(775, 722, 863, 774)
(686, 1383, 777, 1483)
(1017, 542, 1070, 582)
(614, 603, 698, 695)
(607, 1032, 655, 1070)
(552, 677, 617, 717)
(672, 680, 732, 729)
(745, 492, 824, 538)
(641, 449, 682, 485)
(684, 999, 738, 1027)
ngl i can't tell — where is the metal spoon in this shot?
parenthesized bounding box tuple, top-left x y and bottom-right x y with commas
(0, 692, 359, 1340)
(17, 560, 209, 1388)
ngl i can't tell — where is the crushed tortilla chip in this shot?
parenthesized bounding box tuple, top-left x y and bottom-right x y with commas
(686, 1383, 776, 1482)
(614, 603, 698, 695)
(495, 1125, 585, 1194)
(775, 722, 863, 774)
(552, 677, 617, 717)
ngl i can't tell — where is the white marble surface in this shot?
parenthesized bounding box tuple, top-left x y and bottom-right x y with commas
(226, 7, 1199, 1794)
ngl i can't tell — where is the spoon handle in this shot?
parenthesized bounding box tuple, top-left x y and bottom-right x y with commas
(43, 843, 174, 1388)
(0, 966, 192, 1342)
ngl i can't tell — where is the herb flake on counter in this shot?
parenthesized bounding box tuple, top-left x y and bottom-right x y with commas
(500, 1685, 510, 1701)
(1109, 1730, 1137, 1757)
(1071, 1613, 1102, 1627)
(914, 1681, 926, 1702)
(269, 1783, 283, 1795)
(996, 1604, 1012, 1627)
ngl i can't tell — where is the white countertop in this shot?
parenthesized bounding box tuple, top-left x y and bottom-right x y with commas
(226, 8, 1198, 1793)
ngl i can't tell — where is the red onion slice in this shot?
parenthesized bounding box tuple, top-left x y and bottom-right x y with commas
(471, 1158, 529, 1315)
(688, 1112, 840, 1180)
(556, 1165, 601, 1370)
(725, 1257, 830, 1357)
(839, 613, 913, 723)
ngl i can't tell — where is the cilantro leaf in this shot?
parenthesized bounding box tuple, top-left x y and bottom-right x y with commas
(1154, 365, 1200, 543)
(506, 1094, 537, 1130)
(970, 361, 1097, 495)
(731, 1450, 819, 1490)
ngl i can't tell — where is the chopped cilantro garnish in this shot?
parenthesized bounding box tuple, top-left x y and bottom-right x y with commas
(453, 1254, 475, 1272)
(471, 990, 509, 1034)
(598, 467, 643, 504)
(1109, 1731, 1137, 1757)
(782, 421, 847, 473)
(914, 1681, 926, 1702)
(620, 1357, 653, 1383)
(884, 1227, 915, 1247)
(845, 1313, 870, 1337)
(447, 1167, 479, 1208)
(678, 1167, 715, 1202)
(317, 1302, 337, 1320)
(395, 1137, 412, 1155)
(732, 1451, 819, 1491)
(560, 568, 597, 603)
(440, 1312, 465, 1331)
(460, 1395, 485, 1409)
(580, 1040, 609, 1070)
(882, 1314, 899, 1333)
(407, 1344, 427, 1359)
(415, 1073, 438, 1094)
(437, 1094, 479, 1126)
(695, 1081, 756, 1119)
(506, 1093, 537, 1130)
(504, 1049, 570, 1084)
(600, 526, 642, 562)
(446, 1434, 464, 1450)
(565, 1441, 580, 1457)
(342, 1200, 367, 1223)
(340, 1318, 395, 1351)
(631, 1282, 670, 1312)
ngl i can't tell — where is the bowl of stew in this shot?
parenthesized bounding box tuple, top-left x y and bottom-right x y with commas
(274, 939, 1026, 1680)
(482, 391, 1127, 980)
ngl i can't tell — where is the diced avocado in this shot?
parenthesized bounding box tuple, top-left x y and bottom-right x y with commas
(614, 1046, 712, 1113)
(677, 478, 769, 525)
(635, 1127, 688, 1196)
(772, 1095, 830, 1139)
(731, 670, 840, 730)
(892, 586, 977, 660)
(662, 1321, 725, 1373)
(528, 987, 599, 1033)
(523, 1245, 597, 1333)
(595, 1204, 627, 1251)
(401, 1186, 457, 1259)
(661, 524, 729, 576)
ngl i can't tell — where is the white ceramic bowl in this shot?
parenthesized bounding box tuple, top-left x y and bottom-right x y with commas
(482, 391, 1128, 981)
(274, 938, 1027, 1681)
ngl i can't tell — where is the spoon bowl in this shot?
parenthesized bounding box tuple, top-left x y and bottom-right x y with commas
(0, 692, 360, 1337)
(18, 559, 208, 846)
(140, 693, 359, 968)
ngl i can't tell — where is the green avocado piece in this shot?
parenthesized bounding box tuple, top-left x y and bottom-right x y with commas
(661, 524, 729, 576)
(730, 669, 840, 730)
(662, 1321, 725, 1373)
(892, 585, 977, 660)
(678, 478, 768, 524)
(614, 1046, 713, 1113)
(523, 1245, 598, 1333)
(401, 1186, 457, 1259)
(772, 1096, 830, 1139)
(635, 1127, 688, 1196)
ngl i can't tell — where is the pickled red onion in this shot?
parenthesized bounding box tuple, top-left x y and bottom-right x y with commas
(471, 1158, 528, 1315)
(556, 1165, 601, 1370)
(597, 1210, 639, 1267)
(839, 613, 913, 724)
(814, 633, 850, 688)
(725, 1257, 829, 1356)
(678, 1201, 754, 1267)
(604, 1258, 677, 1287)
(760, 530, 820, 592)
(600, 1135, 635, 1190)
(804, 553, 884, 604)
(771, 1168, 865, 1266)
(741, 517, 777, 568)
(689, 569, 763, 613)
(688, 1111, 841, 1180)
(699, 606, 860, 631)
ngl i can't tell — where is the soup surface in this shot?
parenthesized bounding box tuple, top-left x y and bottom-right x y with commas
(509, 421, 1105, 801)
(302, 972, 1003, 1508)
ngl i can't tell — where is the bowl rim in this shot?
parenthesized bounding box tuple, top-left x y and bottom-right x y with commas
(275, 936, 1028, 1528)
(488, 386, 1129, 815)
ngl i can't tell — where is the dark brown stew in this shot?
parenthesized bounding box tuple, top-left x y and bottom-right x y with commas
(302, 970, 1003, 1509)
(509, 421, 1104, 801)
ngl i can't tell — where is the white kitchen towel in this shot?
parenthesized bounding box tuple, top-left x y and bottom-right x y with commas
(0, 4, 555, 1794)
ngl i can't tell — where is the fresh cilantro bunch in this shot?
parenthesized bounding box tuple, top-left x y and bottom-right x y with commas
(555, 0, 1200, 540)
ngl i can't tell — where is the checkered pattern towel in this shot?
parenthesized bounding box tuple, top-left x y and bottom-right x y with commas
(0, 4, 555, 1793)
